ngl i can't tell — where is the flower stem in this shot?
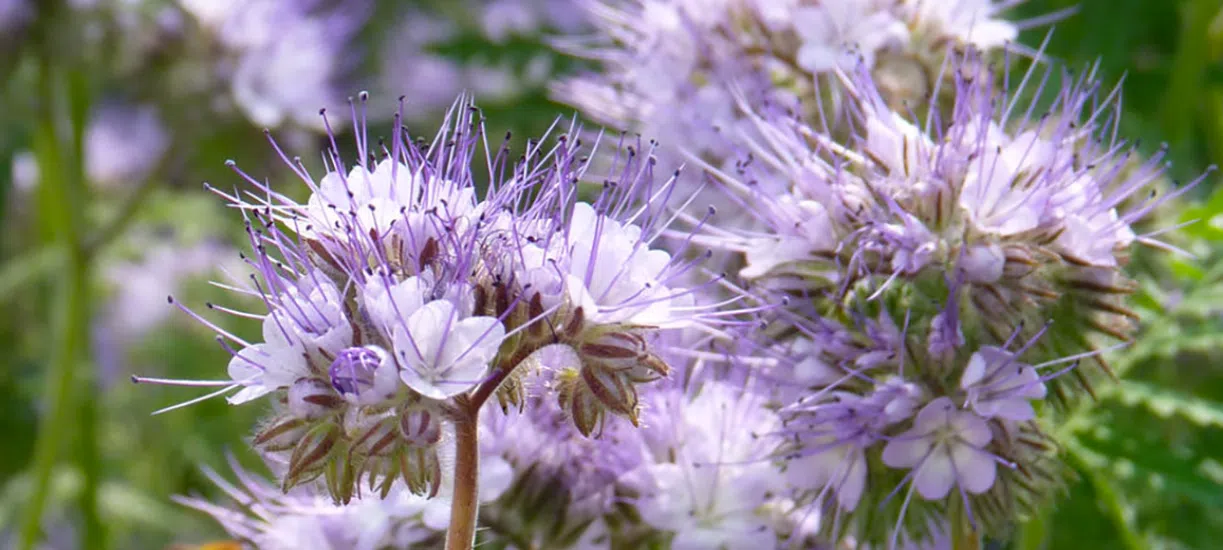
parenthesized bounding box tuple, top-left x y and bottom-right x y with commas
(446, 347, 539, 550)
(20, 54, 97, 550)
(445, 398, 481, 550)
(20, 6, 99, 547)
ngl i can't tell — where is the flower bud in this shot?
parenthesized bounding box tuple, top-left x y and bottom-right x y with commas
(284, 420, 342, 491)
(872, 52, 931, 111)
(578, 330, 669, 382)
(361, 455, 400, 499)
(399, 407, 443, 447)
(494, 367, 528, 412)
(348, 413, 399, 458)
(960, 243, 1005, 283)
(252, 415, 310, 452)
(580, 364, 640, 423)
(397, 446, 442, 498)
(323, 439, 357, 505)
(287, 377, 344, 419)
(328, 345, 398, 405)
(1002, 245, 1040, 279)
(556, 367, 608, 437)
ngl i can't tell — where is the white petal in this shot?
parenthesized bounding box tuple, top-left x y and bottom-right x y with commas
(396, 301, 503, 399)
(882, 431, 933, 469)
(226, 385, 271, 405)
(913, 449, 956, 500)
(797, 43, 841, 73)
(952, 444, 997, 494)
(226, 343, 270, 384)
(836, 448, 867, 510)
(566, 202, 600, 244)
(949, 410, 992, 447)
(960, 351, 988, 389)
(363, 276, 427, 332)
(439, 316, 505, 366)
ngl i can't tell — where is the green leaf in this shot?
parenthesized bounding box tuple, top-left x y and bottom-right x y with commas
(1062, 440, 1149, 550)
(1065, 399, 1223, 548)
(1105, 380, 1223, 429)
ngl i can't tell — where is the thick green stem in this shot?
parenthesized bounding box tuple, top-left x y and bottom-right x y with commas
(19, 102, 93, 550)
(445, 399, 481, 550)
(19, 12, 100, 548)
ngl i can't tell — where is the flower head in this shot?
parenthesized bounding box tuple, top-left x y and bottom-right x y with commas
(553, 0, 1027, 231)
(144, 94, 723, 507)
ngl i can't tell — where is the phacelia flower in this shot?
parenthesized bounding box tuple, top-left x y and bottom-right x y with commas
(178, 451, 512, 550)
(881, 397, 998, 501)
(959, 345, 1047, 421)
(143, 95, 723, 510)
(702, 51, 1203, 398)
(625, 379, 789, 549)
(553, 0, 1028, 228)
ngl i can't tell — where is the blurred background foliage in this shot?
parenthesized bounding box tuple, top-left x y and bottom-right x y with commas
(0, 0, 1221, 548)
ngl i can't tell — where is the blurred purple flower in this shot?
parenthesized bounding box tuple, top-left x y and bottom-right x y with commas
(85, 102, 169, 188)
(178, 0, 371, 130)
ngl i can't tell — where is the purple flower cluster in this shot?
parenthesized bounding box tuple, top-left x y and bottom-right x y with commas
(152, 1, 1212, 548)
(149, 94, 736, 525)
(553, 0, 1036, 228)
(546, 0, 1205, 546)
(671, 49, 1191, 543)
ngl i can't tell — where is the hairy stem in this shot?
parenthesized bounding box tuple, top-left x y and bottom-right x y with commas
(446, 343, 544, 550)
(445, 399, 482, 550)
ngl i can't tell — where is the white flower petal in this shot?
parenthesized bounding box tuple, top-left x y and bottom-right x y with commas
(882, 432, 933, 469)
(913, 450, 956, 500)
(951, 443, 997, 494)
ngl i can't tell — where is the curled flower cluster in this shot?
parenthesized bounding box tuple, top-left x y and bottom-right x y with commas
(676, 43, 1201, 548)
(551, 0, 1207, 546)
(150, 96, 724, 517)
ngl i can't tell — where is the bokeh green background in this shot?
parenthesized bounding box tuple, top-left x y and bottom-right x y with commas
(1, 0, 1222, 548)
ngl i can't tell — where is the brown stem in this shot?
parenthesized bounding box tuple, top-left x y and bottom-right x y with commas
(445, 348, 543, 549)
(468, 366, 513, 411)
(445, 398, 481, 550)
